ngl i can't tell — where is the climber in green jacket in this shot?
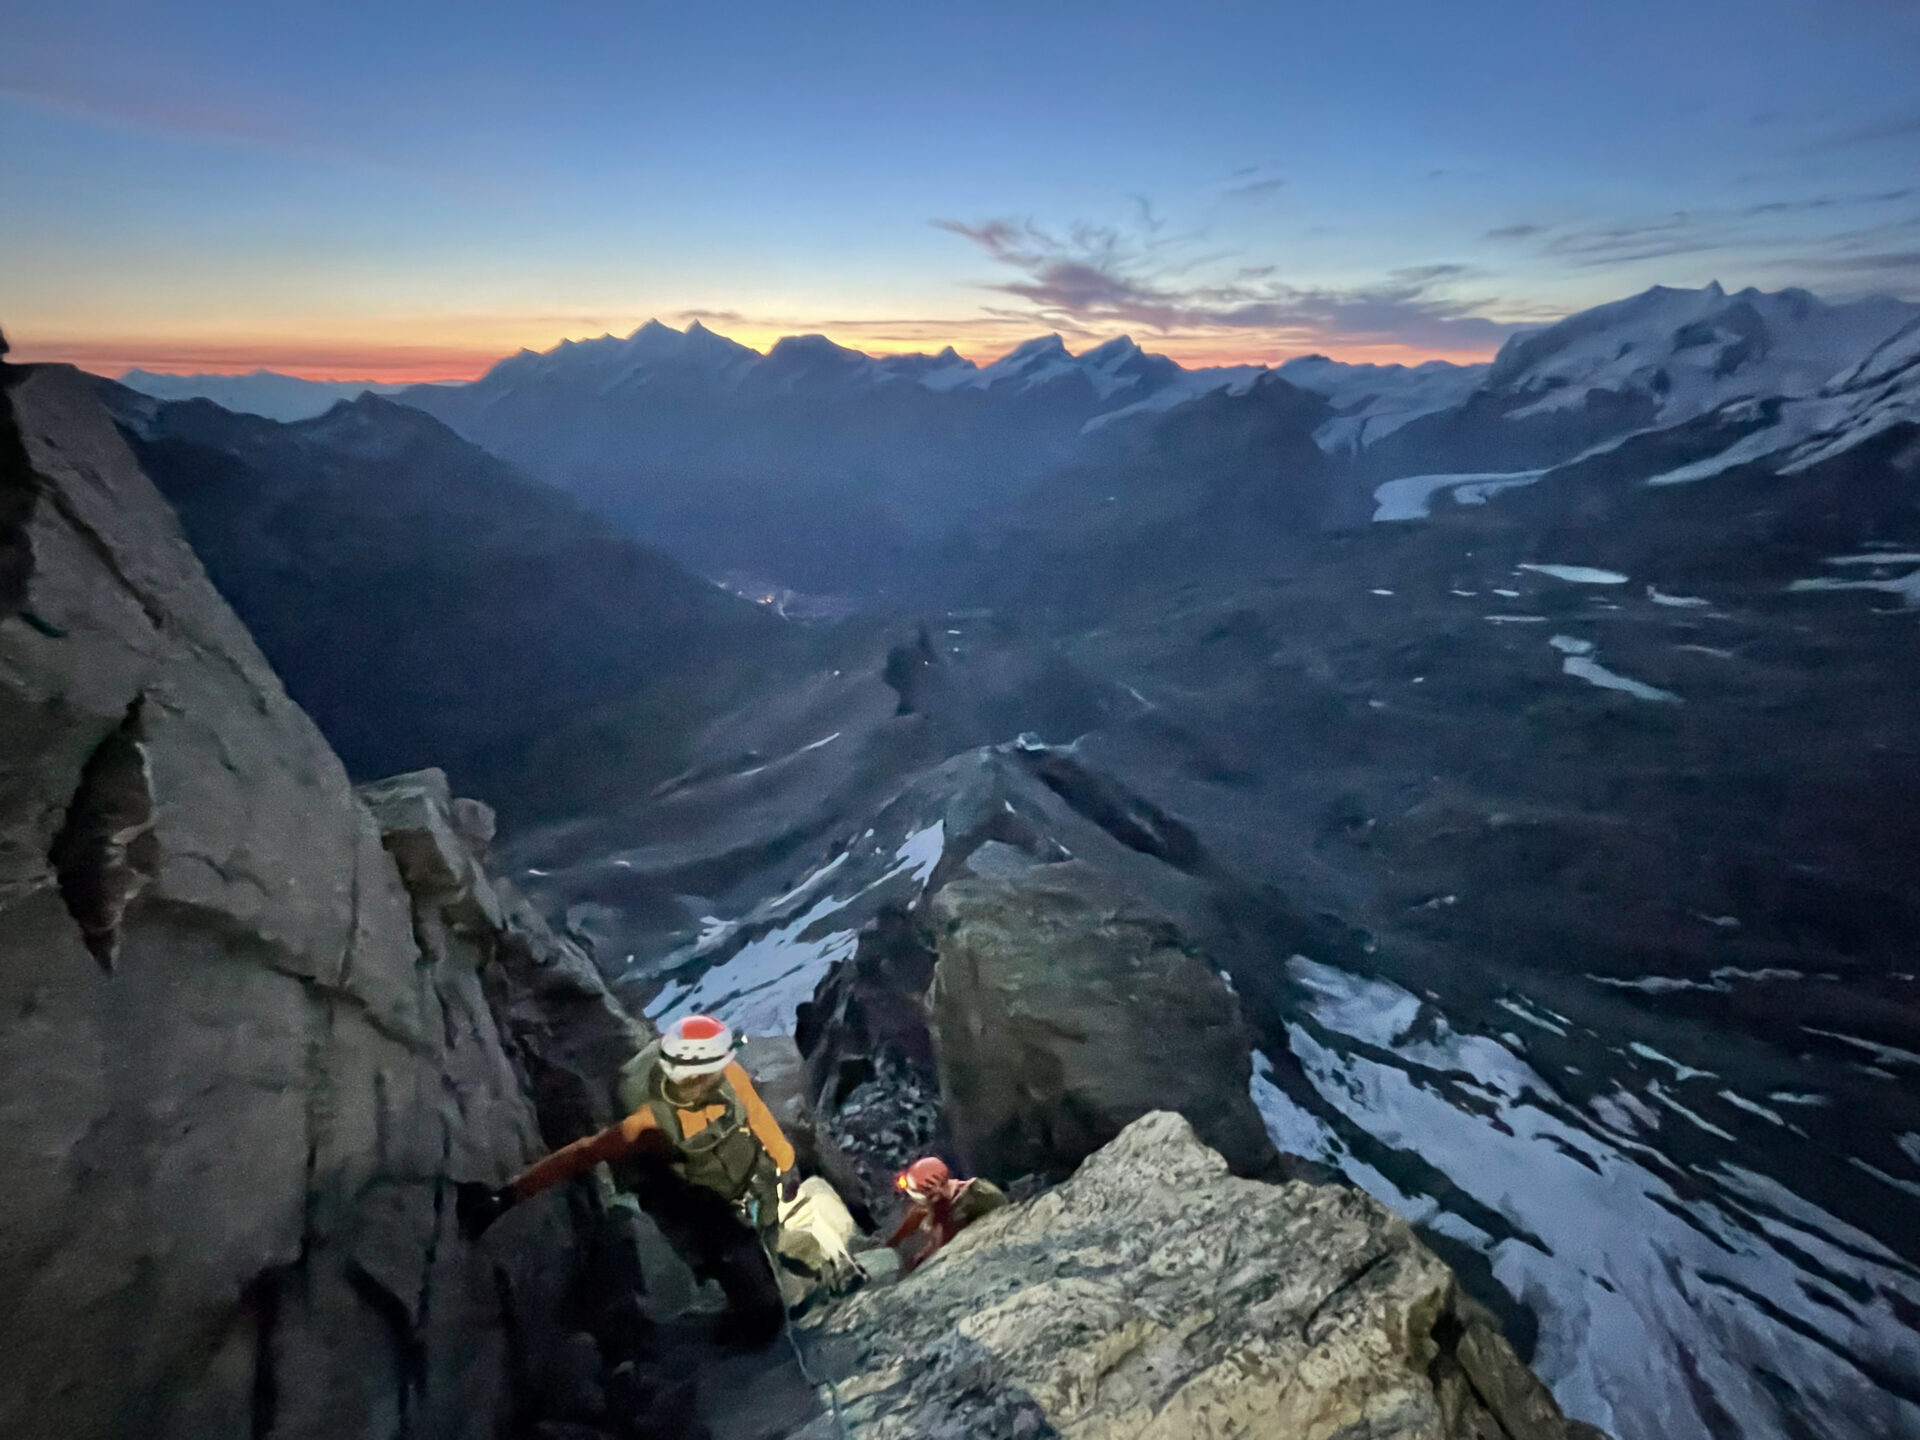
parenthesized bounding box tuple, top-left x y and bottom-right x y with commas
(460, 1014, 800, 1345)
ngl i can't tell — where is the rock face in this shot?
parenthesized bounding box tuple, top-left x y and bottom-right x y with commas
(800, 1111, 1606, 1440)
(357, 766, 647, 1154)
(928, 864, 1274, 1183)
(0, 365, 645, 1440)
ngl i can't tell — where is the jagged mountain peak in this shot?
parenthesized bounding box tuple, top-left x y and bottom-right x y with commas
(1079, 334, 1143, 363)
(993, 333, 1072, 366)
(765, 332, 865, 361)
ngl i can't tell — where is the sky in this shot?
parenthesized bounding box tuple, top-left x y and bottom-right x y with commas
(4, 0, 1919, 380)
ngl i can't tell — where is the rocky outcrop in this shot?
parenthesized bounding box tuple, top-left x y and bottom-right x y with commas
(789, 747, 1294, 1203)
(798, 1111, 1606, 1440)
(358, 767, 646, 1152)
(928, 864, 1275, 1183)
(0, 365, 646, 1440)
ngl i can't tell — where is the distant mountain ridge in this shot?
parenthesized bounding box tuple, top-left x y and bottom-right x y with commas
(115, 283, 1920, 599)
(117, 368, 437, 421)
(386, 286, 1915, 594)
(97, 382, 790, 821)
(391, 322, 1477, 592)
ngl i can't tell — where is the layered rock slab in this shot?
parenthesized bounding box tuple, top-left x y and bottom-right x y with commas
(798, 1111, 1604, 1440)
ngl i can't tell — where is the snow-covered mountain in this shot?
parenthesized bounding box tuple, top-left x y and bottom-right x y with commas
(1638, 311, 1920, 486)
(1361, 283, 1920, 482)
(450, 322, 1259, 414)
(475, 318, 761, 393)
(1485, 282, 1917, 428)
(116, 368, 429, 421)
(1278, 353, 1488, 453)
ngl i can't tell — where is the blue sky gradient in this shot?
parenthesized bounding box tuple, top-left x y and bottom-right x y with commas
(5, 0, 1919, 376)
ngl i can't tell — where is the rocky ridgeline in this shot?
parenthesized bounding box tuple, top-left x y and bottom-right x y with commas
(799, 1112, 1604, 1440)
(0, 361, 1598, 1440)
(791, 742, 1320, 1211)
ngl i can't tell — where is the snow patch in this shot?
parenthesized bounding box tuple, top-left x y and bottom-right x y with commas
(1788, 570, 1920, 606)
(1520, 564, 1630, 585)
(1372, 470, 1545, 522)
(1645, 1079, 1738, 1141)
(1648, 586, 1710, 607)
(1250, 1051, 1342, 1164)
(1497, 995, 1570, 1037)
(1560, 652, 1681, 703)
(1589, 967, 1805, 995)
(654, 822, 945, 1036)
(1801, 1026, 1920, 1067)
(1767, 1091, 1830, 1108)
(1849, 1158, 1920, 1199)
(653, 892, 860, 1036)
(1627, 1042, 1716, 1082)
(1719, 1090, 1787, 1127)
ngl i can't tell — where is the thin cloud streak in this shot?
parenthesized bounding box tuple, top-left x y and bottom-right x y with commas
(1518, 196, 1920, 292)
(1812, 108, 1920, 151)
(935, 214, 1525, 356)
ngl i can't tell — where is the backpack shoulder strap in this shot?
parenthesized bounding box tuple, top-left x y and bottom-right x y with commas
(616, 1041, 664, 1117)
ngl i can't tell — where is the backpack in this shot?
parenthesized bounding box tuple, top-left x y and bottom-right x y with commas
(616, 1042, 766, 1201)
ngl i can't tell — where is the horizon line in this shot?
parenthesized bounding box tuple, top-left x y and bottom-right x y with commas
(15, 278, 1886, 385)
(8, 319, 1517, 385)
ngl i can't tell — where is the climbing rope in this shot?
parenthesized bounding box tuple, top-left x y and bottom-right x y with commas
(755, 1226, 854, 1440)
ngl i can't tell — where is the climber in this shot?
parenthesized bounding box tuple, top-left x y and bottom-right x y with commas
(885, 1155, 1007, 1274)
(459, 1014, 800, 1345)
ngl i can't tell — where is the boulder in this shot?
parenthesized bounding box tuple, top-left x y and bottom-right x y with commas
(927, 863, 1276, 1183)
(798, 1111, 1607, 1440)
(358, 765, 505, 937)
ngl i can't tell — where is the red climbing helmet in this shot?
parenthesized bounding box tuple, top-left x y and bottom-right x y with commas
(896, 1156, 952, 1201)
(659, 1014, 736, 1080)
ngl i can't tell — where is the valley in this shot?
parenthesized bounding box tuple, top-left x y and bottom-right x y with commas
(85, 281, 1920, 1440)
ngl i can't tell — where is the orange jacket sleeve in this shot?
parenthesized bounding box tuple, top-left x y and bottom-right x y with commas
(886, 1205, 928, 1249)
(509, 1107, 665, 1199)
(724, 1062, 796, 1173)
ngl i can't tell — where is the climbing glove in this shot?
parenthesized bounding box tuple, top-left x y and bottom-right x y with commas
(456, 1182, 517, 1238)
(780, 1169, 803, 1204)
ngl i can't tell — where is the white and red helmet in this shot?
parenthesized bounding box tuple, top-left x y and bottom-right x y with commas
(896, 1156, 952, 1201)
(659, 1014, 737, 1080)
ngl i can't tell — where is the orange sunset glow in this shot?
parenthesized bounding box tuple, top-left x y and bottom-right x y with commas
(9, 324, 1508, 384)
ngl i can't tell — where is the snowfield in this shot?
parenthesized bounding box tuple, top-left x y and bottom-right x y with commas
(1254, 957, 1920, 1440)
